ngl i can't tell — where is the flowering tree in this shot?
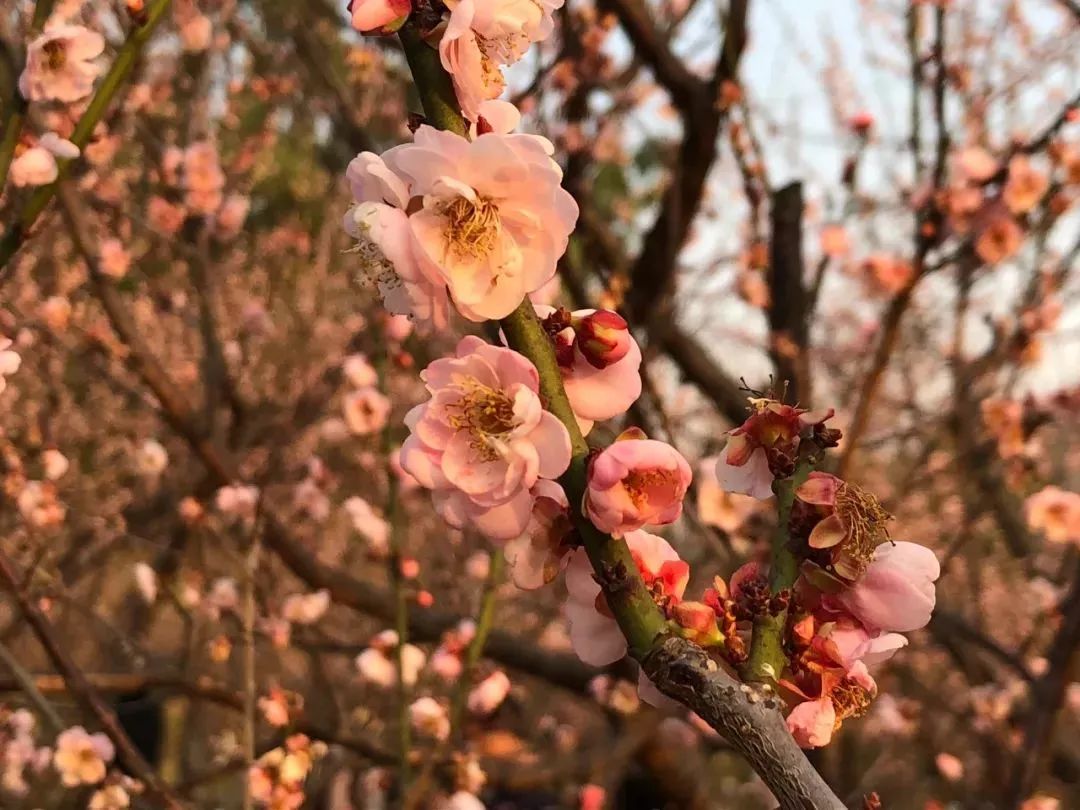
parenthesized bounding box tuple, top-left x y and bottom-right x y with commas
(0, 0, 1078, 808)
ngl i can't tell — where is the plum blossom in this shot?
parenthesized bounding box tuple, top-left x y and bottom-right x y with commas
(42, 448, 70, 480)
(786, 697, 836, 748)
(503, 480, 572, 589)
(10, 133, 80, 187)
(834, 541, 939, 633)
(533, 306, 642, 431)
(410, 697, 451, 741)
(467, 670, 511, 715)
(565, 531, 688, 666)
(343, 386, 391, 435)
(88, 784, 131, 810)
(1025, 486, 1080, 545)
(794, 472, 893, 582)
(401, 336, 571, 540)
(356, 631, 427, 687)
(584, 434, 691, 537)
(99, 239, 132, 279)
(19, 25, 105, 102)
(344, 496, 391, 556)
(280, 589, 331, 625)
(343, 354, 378, 388)
(0, 338, 21, 393)
(696, 457, 759, 532)
(53, 726, 114, 787)
(135, 439, 168, 476)
(716, 398, 836, 500)
(349, 123, 578, 323)
(349, 0, 411, 33)
(183, 141, 225, 215)
(1004, 155, 1049, 214)
(439, 0, 564, 121)
(216, 484, 259, 521)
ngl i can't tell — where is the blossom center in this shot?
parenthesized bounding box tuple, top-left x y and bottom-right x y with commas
(830, 678, 874, 729)
(442, 196, 500, 260)
(43, 40, 67, 71)
(834, 482, 891, 573)
(448, 380, 519, 460)
(624, 469, 675, 508)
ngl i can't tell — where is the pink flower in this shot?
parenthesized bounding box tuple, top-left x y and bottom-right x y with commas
(10, 133, 79, 187)
(343, 354, 378, 388)
(955, 146, 998, 182)
(214, 194, 250, 238)
(441, 792, 486, 810)
(410, 697, 450, 741)
(533, 306, 642, 430)
(280, 590, 331, 625)
(135, 439, 168, 476)
(178, 13, 213, 52)
(715, 399, 835, 501)
(404, 126, 576, 320)
(42, 448, 69, 480)
(564, 530, 688, 665)
(1025, 486, 1080, 545)
(401, 336, 571, 540)
(147, 196, 186, 235)
(346, 203, 451, 332)
(467, 670, 511, 715)
(817, 619, 908, 669)
(19, 25, 105, 102)
(343, 386, 391, 435)
(215, 484, 260, 521)
(349, 0, 411, 32)
(835, 541, 939, 633)
(344, 496, 390, 556)
(183, 141, 225, 215)
(1003, 155, 1049, 214)
(439, 0, 563, 121)
(53, 726, 114, 787)
(99, 238, 131, 279)
(786, 697, 836, 748)
(974, 209, 1023, 265)
(0, 338, 20, 393)
(935, 752, 964, 782)
(503, 480, 572, 589)
(132, 562, 158, 604)
(584, 435, 691, 537)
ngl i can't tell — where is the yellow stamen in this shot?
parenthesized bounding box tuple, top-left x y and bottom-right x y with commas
(43, 40, 67, 71)
(834, 482, 891, 576)
(446, 380, 518, 461)
(441, 196, 500, 260)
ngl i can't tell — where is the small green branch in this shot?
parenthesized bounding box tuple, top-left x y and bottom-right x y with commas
(398, 24, 468, 137)
(0, 0, 173, 275)
(448, 549, 504, 740)
(744, 461, 813, 683)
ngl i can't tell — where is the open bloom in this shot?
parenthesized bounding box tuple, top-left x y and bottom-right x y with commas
(1025, 486, 1080, 545)
(281, 590, 331, 625)
(410, 697, 451, 741)
(401, 336, 571, 540)
(19, 25, 105, 102)
(565, 530, 688, 666)
(343, 386, 391, 435)
(467, 670, 511, 715)
(11, 133, 80, 187)
(396, 125, 577, 320)
(534, 306, 642, 431)
(584, 435, 691, 537)
(716, 399, 836, 500)
(53, 726, 114, 787)
(183, 141, 226, 215)
(835, 541, 939, 633)
(439, 0, 564, 121)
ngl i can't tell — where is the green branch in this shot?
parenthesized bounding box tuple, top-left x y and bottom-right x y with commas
(743, 460, 812, 683)
(396, 26, 668, 660)
(0, 0, 173, 276)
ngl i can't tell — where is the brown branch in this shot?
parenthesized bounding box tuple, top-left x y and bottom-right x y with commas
(1009, 560, 1080, 802)
(767, 182, 811, 404)
(643, 636, 845, 810)
(596, 0, 706, 112)
(624, 0, 750, 325)
(0, 550, 185, 809)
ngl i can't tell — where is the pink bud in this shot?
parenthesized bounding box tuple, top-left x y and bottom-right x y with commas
(575, 310, 630, 369)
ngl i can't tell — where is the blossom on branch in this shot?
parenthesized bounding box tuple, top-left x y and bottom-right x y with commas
(401, 336, 571, 540)
(584, 432, 691, 537)
(19, 25, 105, 102)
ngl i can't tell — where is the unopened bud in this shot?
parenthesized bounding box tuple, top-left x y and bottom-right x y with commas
(575, 310, 630, 369)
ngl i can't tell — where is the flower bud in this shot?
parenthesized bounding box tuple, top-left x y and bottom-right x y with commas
(575, 310, 630, 369)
